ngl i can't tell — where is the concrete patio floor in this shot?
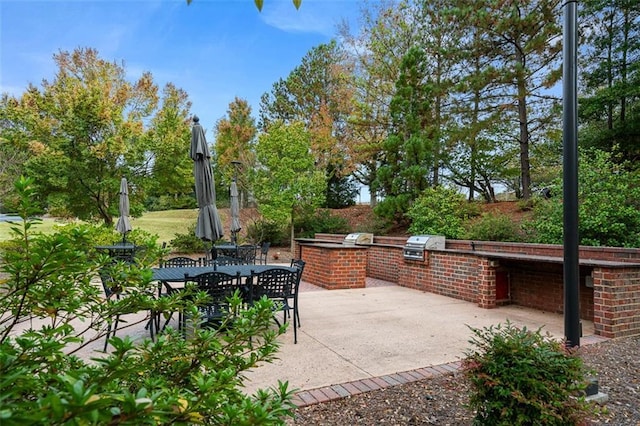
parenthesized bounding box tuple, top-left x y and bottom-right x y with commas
(70, 275, 604, 404)
(241, 277, 600, 397)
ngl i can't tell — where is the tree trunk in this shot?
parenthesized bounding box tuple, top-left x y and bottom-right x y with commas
(515, 48, 531, 200)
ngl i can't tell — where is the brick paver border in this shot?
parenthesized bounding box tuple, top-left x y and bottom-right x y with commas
(290, 334, 610, 408)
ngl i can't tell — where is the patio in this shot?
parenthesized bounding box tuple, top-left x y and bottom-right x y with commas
(241, 277, 602, 399)
(75, 272, 604, 405)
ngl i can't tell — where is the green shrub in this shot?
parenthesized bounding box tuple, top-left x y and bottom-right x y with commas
(169, 222, 208, 253)
(294, 209, 350, 238)
(528, 149, 640, 247)
(246, 219, 288, 246)
(145, 194, 197, 211)
(460, 201, 483, 219)
(463, 322, 593, 425)
(406, 187, 468, 238)
(0, 177, 294, 424)
(464, 212, 522, 242)
(374, 193, 412, 225)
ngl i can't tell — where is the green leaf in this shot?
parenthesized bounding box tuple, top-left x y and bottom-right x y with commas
(254, 0, 263, 11)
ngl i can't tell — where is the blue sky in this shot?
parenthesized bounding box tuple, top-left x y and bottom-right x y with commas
(1, 0, 364, 139)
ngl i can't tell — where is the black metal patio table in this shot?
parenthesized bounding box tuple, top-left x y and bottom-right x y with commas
(151, 264, 296, 332)
(151, 264, 293, 283)
(95, 243, 138, 263)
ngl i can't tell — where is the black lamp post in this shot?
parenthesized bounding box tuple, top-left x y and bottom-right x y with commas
(563, 0, 580, 348)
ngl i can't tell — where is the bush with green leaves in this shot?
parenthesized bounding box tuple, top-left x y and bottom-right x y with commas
(246, 219, 288, 246)
(145, 194, 197, 211)
(528, 148, 640, 247)
(463, 322, 594, 425)
(294, 209, 350, 238)
(406, 187, 469, 238)
(169, 222, 208, 253)
(0, 177, 294, 424)
(464, 212, 523, 242)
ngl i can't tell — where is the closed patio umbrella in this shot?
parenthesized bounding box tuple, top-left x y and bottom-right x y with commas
(115, 177, 132, 243)
(230, 179, 241, 244)
(190, 115, 224, 243)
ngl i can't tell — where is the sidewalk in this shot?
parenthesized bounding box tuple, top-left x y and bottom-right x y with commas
(242, 278, 606, 406)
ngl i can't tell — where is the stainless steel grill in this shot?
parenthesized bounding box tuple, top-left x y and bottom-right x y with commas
(403, 235, 445, 260)
(343, 232, 374, 246)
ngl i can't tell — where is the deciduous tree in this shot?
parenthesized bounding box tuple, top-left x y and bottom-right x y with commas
(339, 0, 425, 206)
(214, 97, 257, 207)
(259, 41, 357, 207)
(252, 121, 325, 248)
(6, 47, 159, 224)
(147, 83, 194, 209)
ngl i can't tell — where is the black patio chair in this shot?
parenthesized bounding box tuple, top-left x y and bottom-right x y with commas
(257, 242, 271, 264)
(99, 267, 155, 352)
(213, 246, 238, 258)
(289, 259, 306, 327)
(214, 255, 247, 266)
(237, 244, 258, 264)
(161, 256, 201, 268)
(183, 271, 244, 332)
(250, 267, 301, 343)
(156, 256, 202, 331)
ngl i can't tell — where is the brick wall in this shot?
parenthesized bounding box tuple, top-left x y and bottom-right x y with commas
(298, 244, 368, 289)
(593, 267, 640, 338)
(366, 245, 402, 283)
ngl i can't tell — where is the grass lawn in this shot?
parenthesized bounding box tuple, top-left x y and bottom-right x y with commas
(0, 217, 61, 241)
(131, 209, 199, 244)
(0, 209, 203, 244)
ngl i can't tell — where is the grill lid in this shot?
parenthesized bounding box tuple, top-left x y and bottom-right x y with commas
(403, 235, 445, 250)
(343, 232, 374, 245)
(405, 235, 431, 248)
(403, 235, 445, 260)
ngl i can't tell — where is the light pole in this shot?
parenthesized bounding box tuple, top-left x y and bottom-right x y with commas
(563, 0, 580, 347)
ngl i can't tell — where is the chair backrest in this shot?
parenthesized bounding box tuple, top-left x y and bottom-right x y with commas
(251, 267, 298, 300)
(257, 242, 271, 264)
(290, 259, 306, 274)
(214, 255, 246, 266)
(162, 256, 200, 268)
(217, 247, 238, 257)
(260, 242, 271, 255)
(237, 244, 257, 264)
(190, 271, 242, 301)
(110, 247, 137, 264)
(99, 269, 120, 299)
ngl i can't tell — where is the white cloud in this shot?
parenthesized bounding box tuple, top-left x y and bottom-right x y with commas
(260, 0, 353, 36)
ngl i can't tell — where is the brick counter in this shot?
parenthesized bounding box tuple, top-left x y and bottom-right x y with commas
(298, 242, 368, 289)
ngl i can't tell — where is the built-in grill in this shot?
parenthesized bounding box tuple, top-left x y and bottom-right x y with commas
(343, 232, 374, 246)
(403, 235, 445, 260)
